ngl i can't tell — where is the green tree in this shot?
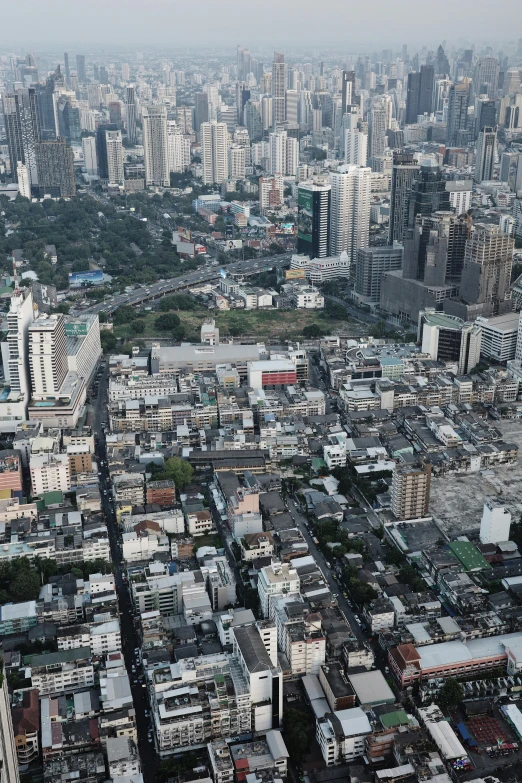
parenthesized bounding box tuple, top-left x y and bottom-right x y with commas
(282, 708, 314, 764)
(160, 457, 193, 489)
(11, 568, 40, 601)
(438, 677, 464, 708)
(130, 319, 145, 335)
(154, 312, 181, 331)
(113, 305, 136, 325)
(302, 323, 325, 338)
(100, 331, 117, 354)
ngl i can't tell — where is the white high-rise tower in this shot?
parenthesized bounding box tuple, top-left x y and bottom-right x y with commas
(142, 105, 169, 187)
(201, 121, 229, 185)
(329, 164, 371, 264)
(105, 130, 124, 186)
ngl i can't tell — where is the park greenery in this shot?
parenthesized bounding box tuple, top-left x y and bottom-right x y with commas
(0, 556, 113, 604)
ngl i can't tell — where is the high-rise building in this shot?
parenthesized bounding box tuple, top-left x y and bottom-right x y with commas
(297, 181, 331, 259)
(3, 87, 40, 187)
(474, 126, 497, 183)
(245, 100, 263, 142)
(354, 246, 404, 303)
(76, 55, 86, 83)
(106, 130, 124, 185)
(500, 151, 522, 192)
(201, 120, 229, 185)
(446, 80, 471, 146)
(475, 98, 497, 137)
(64, 52, 70, 80)
(121, 63, 130, 82)
(418, 309, 482, 374)
(56, 96, 81, 145)
(368, 100, 388, 166)
(236, 82, 251, 125)
(405, 65, 435, 124)
(446, 180, 473, 215)
(16, 162, 31, 198)
(341, 70, 356, 113)
(329, 164, 371, 264)
(389, 152, 419, 244)
(167, 122, 190, 173)
(194, 92, 209, 133)
(237, 46, 252, 82)
(259, 176, 284, 214)
(28, 314, 68, 396)
(35, 70, 60, 141)
(475, 57, 500, 98)
(35, 138, 75, 198)
(391, 463, 431, 520)
(272, 52, 286, 126)
(109, 101, 122, 126)
(82, 134, 98, 176)
(408, 160, 450, 228)
(1, 286, 35, 423)
(228, 145, 246, 180)
(480, 500, 511, 545)
(125, 86, 137, 144)
(142, 105, 170, 187)
(459, 224, 514, 315)
(95, 123, 117, 179)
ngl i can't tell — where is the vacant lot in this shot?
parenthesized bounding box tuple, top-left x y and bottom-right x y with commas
(429, 418, 522, 537)
(114, 304, 367, 342)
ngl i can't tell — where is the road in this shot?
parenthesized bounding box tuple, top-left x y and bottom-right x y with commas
(285, 496, 366, 642)
(90, 365, 158, 783)
(77, 254, 292, 316)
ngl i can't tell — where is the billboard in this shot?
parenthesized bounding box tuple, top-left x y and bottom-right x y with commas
(178, 226, 192, 242)
(225, 225, 234, 238)
(69, 270, 104, 288)
(220, 269, 228, 279)
(297, 189, 313, 243)
(223, 240, 243, 252)
(65, 322, 88, 337)
(285, 269, 306, 280)
(279, 223, 295, 235)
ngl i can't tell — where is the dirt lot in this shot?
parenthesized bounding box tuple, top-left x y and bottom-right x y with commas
(429, 419, 522, 537)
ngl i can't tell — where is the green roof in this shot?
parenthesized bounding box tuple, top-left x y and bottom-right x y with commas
(380, 710, 409, 728)
(448, 541, 489, 571)
(35, 490, 64, 510)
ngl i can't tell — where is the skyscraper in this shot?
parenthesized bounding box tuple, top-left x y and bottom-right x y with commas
(408, 160, 450, 228)
(475, 57, 500, 98)
(341, 70, 356, 113)
(369, 100, 388, 166)
(329, 164, 371, 264)
(35, 70, 60, 140)
(201, 120, 229, 185)
(389, 152, 419, 244)
(35, 137, 76, 198)
(194, 92, 209, 133)
(446, 80, 471, 146)
(64, 52, 70, 80)
(245, 100, 263, 142)
(297, 181, 331, 259)
(405, 65, 434, 124)
(76, 55, 86, 83)
(95, 123, 117, 179)
(4, 286, 35, 420)
(56, 96, 81, 145)
(82, 134, 98, 176)
(475, 126, 497, 183)
(105, 130, 124, 185)
(28, 314, 68, 396)
(125, 86, 137, 144)
(272, 52, 286, 126)
(459, 224, 514, 315)
(475, 99, 497, 137)
(237, 46, 252, 82)
(142, 105, 170, 187)
(167, 122, 190, 173)
(3, 87, 40, 187)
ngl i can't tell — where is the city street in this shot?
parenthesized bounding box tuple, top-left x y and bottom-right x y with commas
(90, 365, 158, 783)
(78, 254, 292, 316)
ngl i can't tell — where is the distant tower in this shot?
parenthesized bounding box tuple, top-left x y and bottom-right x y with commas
(64, 52, 70, 80)
(125, 86, 137, 144)
(474, 126, 497, 183)
(142, 105, 169, 187)
(201, 120, 229, 185)
(389, 152, 419, 244)
(446, 80, 471, 146)
(76, 54, 86, 83)
(272, 52, 286, 126)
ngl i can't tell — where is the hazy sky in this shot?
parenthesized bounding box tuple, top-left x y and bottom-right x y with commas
(6, 0, 522, 48)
